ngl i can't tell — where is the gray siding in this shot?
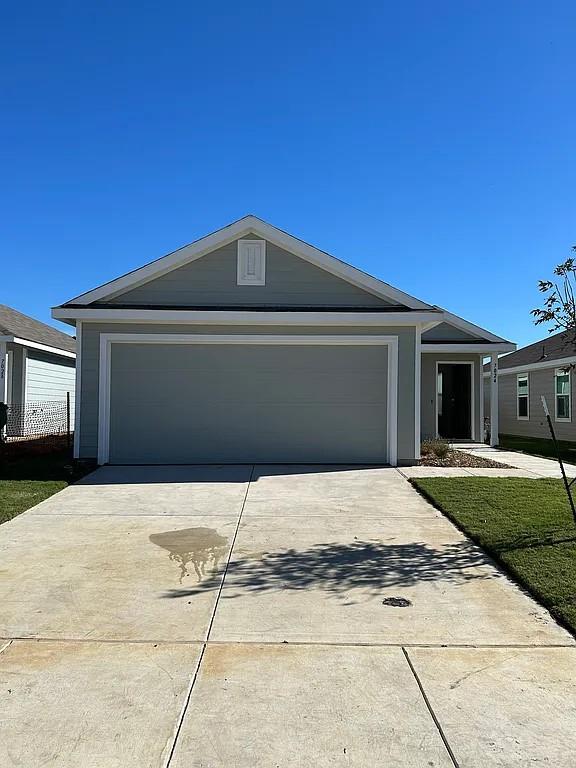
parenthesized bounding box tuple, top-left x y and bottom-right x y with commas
(78, 323, 416, 463)
(422, 323, 487, 342)
(109, 344, 388, 464)
(6, 343, 24, 404)
(420, 353, 483, 441)
(106, 237, 392, 308)
(497, 368, 576, 441)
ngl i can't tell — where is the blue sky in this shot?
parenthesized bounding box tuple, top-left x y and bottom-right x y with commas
(2, 1, 575, 346)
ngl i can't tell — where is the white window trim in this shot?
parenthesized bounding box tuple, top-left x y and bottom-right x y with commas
(237, 239, 266, 286)
(97, 333, 398, 467)
(516, 374, 529, 420)
(555, 367, 571, 422)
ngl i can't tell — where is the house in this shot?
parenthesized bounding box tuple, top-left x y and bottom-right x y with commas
(52, 216, 514, 466)
(0, 304, 76, 432)
(483, 329, 576, 443)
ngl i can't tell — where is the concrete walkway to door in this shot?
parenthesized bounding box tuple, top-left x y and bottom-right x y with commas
(0, 464, 575, 766)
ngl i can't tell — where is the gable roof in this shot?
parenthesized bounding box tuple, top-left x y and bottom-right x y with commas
(487, 329, 576, 371)
(0, 304, 76, 354)
(423, 310, 512, 345)
(59, 215, 434, 310)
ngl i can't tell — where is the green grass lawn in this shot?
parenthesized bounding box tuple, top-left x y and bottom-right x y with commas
(412, 477, 576, 635)
(499, 433, 576, 465)
(0, 451, 91, 525)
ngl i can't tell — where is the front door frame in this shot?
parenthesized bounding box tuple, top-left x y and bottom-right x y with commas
(435, 360, 475, 441)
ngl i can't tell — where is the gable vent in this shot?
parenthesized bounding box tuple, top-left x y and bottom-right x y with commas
(237, 239, 266, 286)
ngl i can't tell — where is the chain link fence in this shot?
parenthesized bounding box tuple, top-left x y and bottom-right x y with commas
(1, 398, 72, 458)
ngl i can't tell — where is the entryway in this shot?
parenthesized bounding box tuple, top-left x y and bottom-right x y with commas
(437, 362, 472, 439)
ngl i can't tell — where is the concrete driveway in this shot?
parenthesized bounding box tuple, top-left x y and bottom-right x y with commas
(1, 465, 575, 767)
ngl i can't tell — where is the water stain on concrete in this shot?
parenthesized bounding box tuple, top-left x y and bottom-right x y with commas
(149, 527, 229, 583)
(201, 642, 294, 679)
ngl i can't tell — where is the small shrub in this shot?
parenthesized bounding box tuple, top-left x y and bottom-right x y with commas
(421, 439, 450, 459)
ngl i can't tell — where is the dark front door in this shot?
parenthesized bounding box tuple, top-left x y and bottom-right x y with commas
(437, 363, 472, 439)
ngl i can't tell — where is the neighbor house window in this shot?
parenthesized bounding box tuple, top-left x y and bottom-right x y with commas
(237, 239, 266, 285)
(555, 368, 571, 421)
(517, 375, 529, 420)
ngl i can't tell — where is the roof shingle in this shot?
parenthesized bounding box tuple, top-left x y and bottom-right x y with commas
(493, 329, 576, 370)
(0, 304, 76, 354)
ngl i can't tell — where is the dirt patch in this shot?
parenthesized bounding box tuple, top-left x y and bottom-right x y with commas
(419, 449, 509, 468)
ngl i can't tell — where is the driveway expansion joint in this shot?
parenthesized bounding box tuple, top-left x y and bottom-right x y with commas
(1, 637, 574, 648)
(162, 464, 256, 768)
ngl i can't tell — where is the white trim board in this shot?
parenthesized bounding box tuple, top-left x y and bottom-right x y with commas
(64, 216, 433, 309)
(97, 333, 399, 467)
(423, 343, 515, 353)
(414, 325, 422, 459)
(0, 335, 76, 359)
(435, 360, 476, 441)
(0, 341, 8, 403)
(52, 308, 440, 326)
(478, 353, 484, 439)
(73, 322, 82, 458)
(483, 355, 576, 377)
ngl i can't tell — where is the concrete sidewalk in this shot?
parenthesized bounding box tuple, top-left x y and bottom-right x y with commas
(1, 464, 575, 767)
(402, 442, 576, 478)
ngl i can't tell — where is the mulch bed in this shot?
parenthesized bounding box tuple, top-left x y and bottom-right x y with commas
(419, 449, 510, 468)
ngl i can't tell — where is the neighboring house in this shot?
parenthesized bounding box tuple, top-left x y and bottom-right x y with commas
(483, 329, 576, 442)
(52, 216, 514, 466)
(0, 304, 76, 431)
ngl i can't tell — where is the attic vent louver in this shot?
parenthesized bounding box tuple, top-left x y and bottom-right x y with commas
(237, 240, 266, 286)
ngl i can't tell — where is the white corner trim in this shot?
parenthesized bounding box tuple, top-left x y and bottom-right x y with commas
(423, 343, 515, 353)
(61, 216, 433, 309)
(414, 325, 421, 459)
(96, 333, 399, 467)
(478, 353, 484, 439)
(490, 353, 499, 446)
(20, 348, 27, 406)
(0, 341, 7, 403)
(51, 307, 440, 326)
(73, 322, 82, 458)
(0, 334, 76, 359)
(237, 239, 266, 285)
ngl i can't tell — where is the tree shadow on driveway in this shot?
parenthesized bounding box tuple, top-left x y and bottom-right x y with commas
(160, 537, 492, 602)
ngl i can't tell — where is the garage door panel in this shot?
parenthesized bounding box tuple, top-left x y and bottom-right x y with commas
(113, 380, 386, 406)
(108, 343, 388, 464)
